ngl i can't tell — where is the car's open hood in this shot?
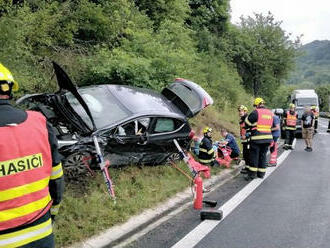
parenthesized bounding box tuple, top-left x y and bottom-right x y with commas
(52, 62, 96, 132)
(161, 78, 213, 118)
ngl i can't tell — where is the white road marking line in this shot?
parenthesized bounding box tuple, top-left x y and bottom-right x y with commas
(171, 140, 295, 248)
(111, 170, 238, 248)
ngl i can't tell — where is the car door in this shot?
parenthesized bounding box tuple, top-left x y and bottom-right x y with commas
(161, 78, 213, 118)
(103, 118, 154, 166)
(135, 117, 190, 165)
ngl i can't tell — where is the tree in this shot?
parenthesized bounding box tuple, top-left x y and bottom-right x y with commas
(229, 12, 301, 99)
(315, 85, 330, 111)
(133, 0, 189, 29)
(187, 0, 230, 36)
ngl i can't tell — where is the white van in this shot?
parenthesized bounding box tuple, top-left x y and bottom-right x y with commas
(290, 89, 319, 135)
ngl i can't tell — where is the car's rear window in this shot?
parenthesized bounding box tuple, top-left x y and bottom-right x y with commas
(168, 84, 201, 113)
(66, 86, 130, 129)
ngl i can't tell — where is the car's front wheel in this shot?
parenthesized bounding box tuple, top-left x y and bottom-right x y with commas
(164, 152, 182, 165)
(63, 151, 94, 181)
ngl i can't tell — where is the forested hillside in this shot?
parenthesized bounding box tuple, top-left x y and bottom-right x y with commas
(282, 40, 330, 111)
(0, 0, 299, 111)
(289, 40, 330, 86)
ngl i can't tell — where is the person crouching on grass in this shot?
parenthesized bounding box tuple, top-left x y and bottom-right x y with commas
(220, 129, 240, 159)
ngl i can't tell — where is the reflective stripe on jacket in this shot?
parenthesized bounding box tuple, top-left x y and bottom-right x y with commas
(285, 111, 297, 130)
(0, 216, 52, 248)
(0, 111, 53, 231)
(247, 108, 273, 143)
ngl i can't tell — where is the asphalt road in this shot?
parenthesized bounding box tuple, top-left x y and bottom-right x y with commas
(194, 118, 330, 248)
(124, 118, 330, 248)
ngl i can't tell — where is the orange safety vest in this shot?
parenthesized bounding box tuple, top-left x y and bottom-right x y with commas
(286, 111, 297, 129)
(0, 111, 53, 231)
(251, 108, 273, 142)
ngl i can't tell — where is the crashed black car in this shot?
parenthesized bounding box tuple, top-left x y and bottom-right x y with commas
(17, 63, 213, 177)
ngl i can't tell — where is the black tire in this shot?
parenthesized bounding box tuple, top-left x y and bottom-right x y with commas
(63, 151, 94, 181)
(164, 152, 182, 165)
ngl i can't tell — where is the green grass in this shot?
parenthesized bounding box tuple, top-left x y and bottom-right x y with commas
(54, 162, 224, 247)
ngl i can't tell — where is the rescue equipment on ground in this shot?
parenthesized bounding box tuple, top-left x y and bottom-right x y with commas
(268, 141, 278, 166)
(93, 136, 116, 200)
(172, 139, 222, 221)
(215, 141, 232, 168)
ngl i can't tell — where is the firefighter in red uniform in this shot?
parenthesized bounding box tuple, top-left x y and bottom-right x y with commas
(238, 105, 250, 174)
(245, 98, 274, 180)
(282, 103, 297, 150)
(0, 63, 64, 248)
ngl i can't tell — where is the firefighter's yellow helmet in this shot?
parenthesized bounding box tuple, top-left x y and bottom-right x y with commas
(289, 103, 295, 108)
(253, 97, 265, 106)
(238, 105, 248, 112)
(203, 127, 213, 134)
(0, 63, 19, 92)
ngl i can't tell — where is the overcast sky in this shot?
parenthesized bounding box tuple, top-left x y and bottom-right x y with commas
(230, 0, 330, 44)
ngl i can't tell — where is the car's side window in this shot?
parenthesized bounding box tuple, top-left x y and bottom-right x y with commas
(154, 118, 175, 133)
(136, 118, 150, 135)
(116, 118, 151, 136)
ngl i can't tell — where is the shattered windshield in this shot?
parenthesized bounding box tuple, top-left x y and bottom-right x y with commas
(66, 86, 130, 129)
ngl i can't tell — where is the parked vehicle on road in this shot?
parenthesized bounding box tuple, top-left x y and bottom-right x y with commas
(290, 89, 319, 136)
(16, 63, 213, 179)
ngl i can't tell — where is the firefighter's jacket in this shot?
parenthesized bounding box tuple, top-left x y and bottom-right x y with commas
(198, 136, 215, 164)
(0, 99, 64, 247)
(283, 110, 298, 130)
(245, 107, 274, 144)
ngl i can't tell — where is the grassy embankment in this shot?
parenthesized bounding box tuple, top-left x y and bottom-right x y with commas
(54, 106, 243, 247)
